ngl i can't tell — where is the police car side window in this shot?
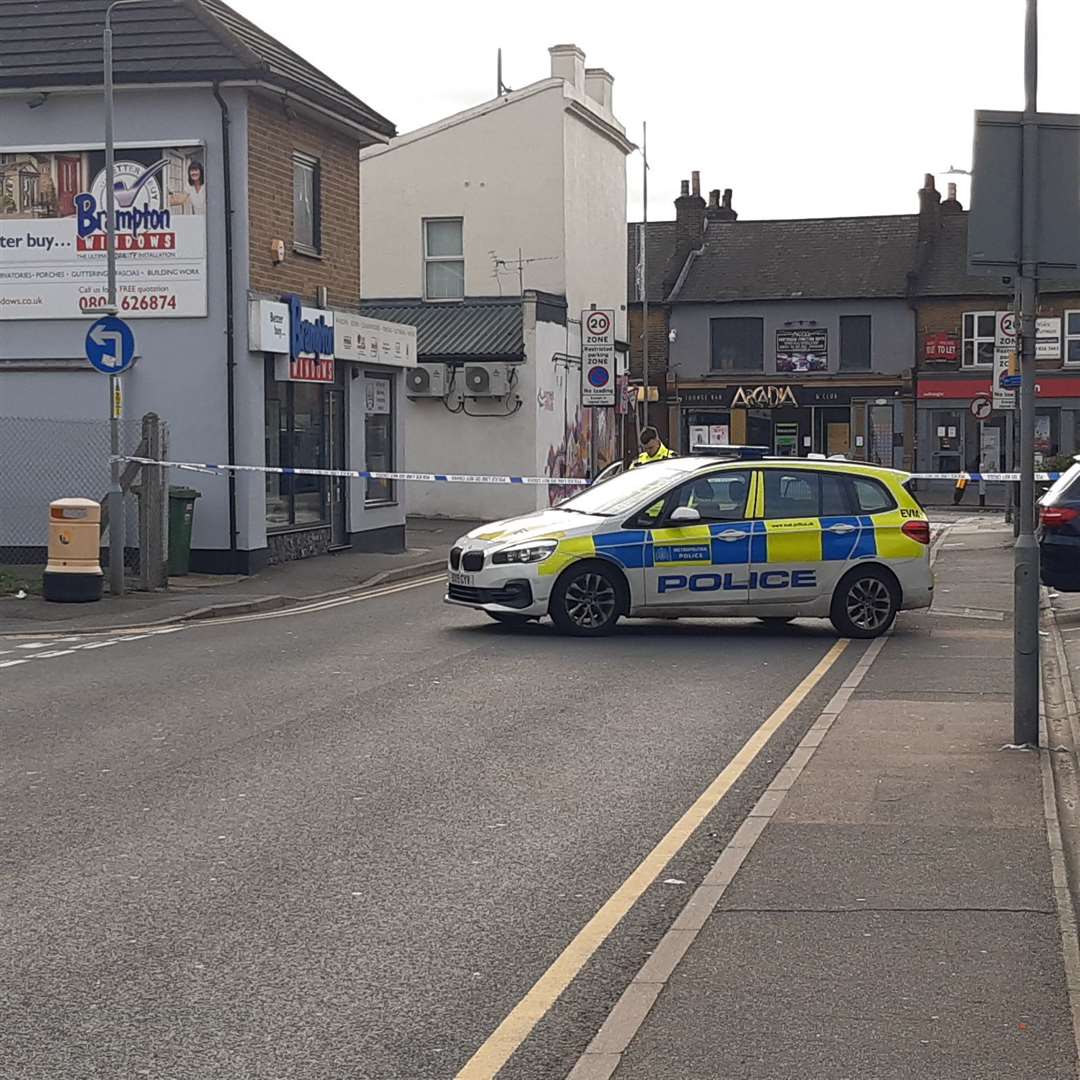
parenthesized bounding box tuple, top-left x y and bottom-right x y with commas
(763, 470, 855, 519)
(764, 471, 818, 519)
(852, 477, 896, 514)
(667, 471, 750, 523)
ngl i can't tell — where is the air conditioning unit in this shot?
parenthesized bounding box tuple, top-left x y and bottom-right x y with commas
(463, 363, 510, 398)
(405, 364, 447, 397)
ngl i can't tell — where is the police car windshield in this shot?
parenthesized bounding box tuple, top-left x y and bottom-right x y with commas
(557, 458, 703, 516)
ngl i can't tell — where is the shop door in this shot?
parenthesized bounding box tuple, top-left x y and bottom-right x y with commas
(328, 389, 347, 548)
(827, 423, 851, 457)
(931, 409, 964, 474)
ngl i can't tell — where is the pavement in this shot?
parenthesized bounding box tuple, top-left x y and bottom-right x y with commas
(2, 512, 1079, 1080)
(0, 516, 473, 634)
(570, 514, 1080, 1080)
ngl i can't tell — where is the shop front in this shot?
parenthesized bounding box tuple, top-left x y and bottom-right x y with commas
(250, 297, 416, 562)
(674, 380, 911, 468)
(916, 372, 1080, 504)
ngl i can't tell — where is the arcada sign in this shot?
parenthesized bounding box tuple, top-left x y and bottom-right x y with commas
(731, 385, 798, 408)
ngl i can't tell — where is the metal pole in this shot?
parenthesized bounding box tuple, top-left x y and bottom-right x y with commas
(1014, 0, 1040, 745)
(641, 121, 649, 430)
(104, 10, 124, 597)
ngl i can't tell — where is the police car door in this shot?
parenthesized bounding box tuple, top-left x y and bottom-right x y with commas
(644, 469, 754, 608)
(749, 468, 856, 605)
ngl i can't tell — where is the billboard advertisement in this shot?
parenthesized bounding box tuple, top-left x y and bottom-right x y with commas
(776, 328, 828, 372)
(0, 143, 207, 319)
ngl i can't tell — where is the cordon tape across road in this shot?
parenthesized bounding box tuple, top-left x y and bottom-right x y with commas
(114, 456, 1062, 487)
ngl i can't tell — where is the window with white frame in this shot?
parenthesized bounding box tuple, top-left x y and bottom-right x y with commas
(1066, 311, 1080, 365)
(424, 218, 464, 300)
(962, 311, 996, 367)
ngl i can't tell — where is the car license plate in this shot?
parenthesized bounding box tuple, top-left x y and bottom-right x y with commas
(449, 571, 473, 586)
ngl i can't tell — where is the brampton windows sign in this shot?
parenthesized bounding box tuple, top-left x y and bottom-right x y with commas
(0, 143, 207, 318)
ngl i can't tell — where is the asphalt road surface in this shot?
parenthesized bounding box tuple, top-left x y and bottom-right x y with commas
(1, 579, 865, 1079)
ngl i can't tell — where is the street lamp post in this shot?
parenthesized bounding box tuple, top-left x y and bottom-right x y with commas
(102, 0, 156, 596)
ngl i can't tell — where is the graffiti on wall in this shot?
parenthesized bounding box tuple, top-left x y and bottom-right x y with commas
(545, 408, 618, 505)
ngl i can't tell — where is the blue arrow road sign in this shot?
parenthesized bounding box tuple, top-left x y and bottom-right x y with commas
(85, 315, 136, 375)
(1001, 373, 1023, 389)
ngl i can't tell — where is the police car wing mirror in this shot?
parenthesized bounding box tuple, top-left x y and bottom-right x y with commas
(669, 506, 701, 523)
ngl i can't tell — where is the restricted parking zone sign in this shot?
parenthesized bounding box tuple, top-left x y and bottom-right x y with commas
(582, 308, 616, 407)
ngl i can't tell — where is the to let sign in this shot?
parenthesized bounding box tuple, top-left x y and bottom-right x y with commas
(924, 332, 958, 362)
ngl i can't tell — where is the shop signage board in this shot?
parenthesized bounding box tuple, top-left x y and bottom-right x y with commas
(1036, 317, 1062, 359)
(0, 142, 208, 318)
(336, 311, 417, 369)
(924, 332, 959, 362)
(776, 328, 827, 372)
(581, 309, 616, 406)
(273, 294, 334, 383)
(249, 299, 290, 353)
(993, 311, 1017, 410)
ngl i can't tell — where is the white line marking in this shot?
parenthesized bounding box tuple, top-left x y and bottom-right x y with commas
(15, 642, 49, 650)
(0, 659, 30, 668)
(33, 649, 76, 659)
(75, 640, 120, 650)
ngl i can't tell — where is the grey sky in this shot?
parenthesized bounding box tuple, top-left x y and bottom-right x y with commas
(231, 0, 1078, 223)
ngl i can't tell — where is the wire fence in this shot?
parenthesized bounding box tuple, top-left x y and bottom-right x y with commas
(0, 416, 157, 594)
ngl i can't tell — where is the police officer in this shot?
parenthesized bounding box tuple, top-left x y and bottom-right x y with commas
(631, 427, 674, 469)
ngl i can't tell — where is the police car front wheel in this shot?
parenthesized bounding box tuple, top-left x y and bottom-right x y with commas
(830, 566, 899, 639)
(550, 562, 625, 636)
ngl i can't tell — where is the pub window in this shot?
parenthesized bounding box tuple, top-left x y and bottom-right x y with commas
(1065, 311, 1080, 365)
(710, 317, 763, 371)
(424, 218, 465, 300)
(839, 315, 871, 371)
(293, 152, 321, 255)
(962, 311, 995, 367)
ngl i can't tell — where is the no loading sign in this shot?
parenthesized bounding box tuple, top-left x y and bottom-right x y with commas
(581, 308, 616, 407)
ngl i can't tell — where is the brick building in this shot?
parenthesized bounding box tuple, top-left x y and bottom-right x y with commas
(909, 176, 1080, 501)
(0, 0, 417, 571)
(627, 172, 1080, 497)
(629, 173, 917, 470)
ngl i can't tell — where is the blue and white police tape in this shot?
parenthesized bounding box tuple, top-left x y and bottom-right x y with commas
(114, 456, 592, 487)
(115, 456, 1063, 486)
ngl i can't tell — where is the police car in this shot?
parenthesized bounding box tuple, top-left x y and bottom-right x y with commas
(445, 447, 932, 638)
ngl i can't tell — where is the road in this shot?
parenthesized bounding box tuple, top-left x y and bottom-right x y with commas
(1, 575, 867, 1079)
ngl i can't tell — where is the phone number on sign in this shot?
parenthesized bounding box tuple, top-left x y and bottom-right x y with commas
(79, 294, 179, 313)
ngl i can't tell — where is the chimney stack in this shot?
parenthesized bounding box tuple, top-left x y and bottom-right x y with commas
(584, 67, 614, 112)
(706, 187, 737, 222)
(917, 172, 941, 240)
(674, 175, 706, 251)
(940, 181, 964, 215)
(549, 44, 585, 94)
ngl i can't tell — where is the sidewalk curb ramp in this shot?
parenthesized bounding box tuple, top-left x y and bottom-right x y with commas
(0, 558, 447, 638)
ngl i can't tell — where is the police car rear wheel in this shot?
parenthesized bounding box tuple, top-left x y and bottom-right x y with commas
(830, 567, 898, 639)
(551, 563, 623, 636)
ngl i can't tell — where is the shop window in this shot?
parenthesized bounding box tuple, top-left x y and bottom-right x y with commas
(1035, 409, 1060, 460)
(365, 373, 395, 504)
(710, 317, 763, 371)
(424, 218, 464, 300)
(962, 311, 995, 367)
(264, 361, 328, 529)
(839, 315, 871, 371)
(293, 152, 321, 255)
(1066, 311, 1080, 365)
